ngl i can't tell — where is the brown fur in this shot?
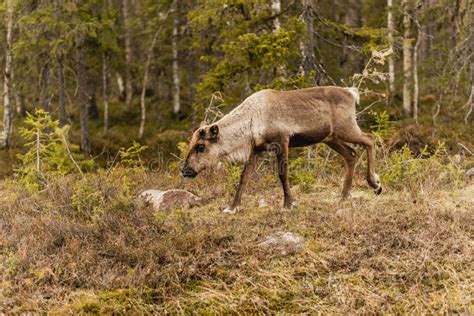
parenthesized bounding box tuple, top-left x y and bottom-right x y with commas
(181, 86, 381, 213)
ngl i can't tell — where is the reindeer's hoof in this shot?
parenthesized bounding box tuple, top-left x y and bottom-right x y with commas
(222, 206, 239, 214)
(340, 194, 351, 202)
(283, 201, 298, 209)
(374, 186, 383, 195)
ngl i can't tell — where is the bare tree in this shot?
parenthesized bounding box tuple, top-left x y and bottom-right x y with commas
(171, 0, 181, 114)
(402, 0, 413, 115)
(387, 0, 395, 95)
(1, 0, 14, 149)
(122, 0, 133, 106)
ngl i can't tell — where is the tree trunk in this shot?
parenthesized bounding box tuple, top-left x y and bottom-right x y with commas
(122, 0, 133, 106)
(465, 7, 474, 123)
(15, 93, 25, 117)
(171, 0, 181, 114)
(343, 0, 363, 74)
(76, 42, 91, 153)
(38, 63, 51, 111)
(116, 73, 126, 101)
(57, 56, 68, 126)
(413, 24, 421, 124)
(12, 59, 25, 117)
(1, 0, 14, 149)
(402, 0, 412, 116)
(271, 0, 281, 31)
(139, 29, 160, 138)
(387, 0, 395, 95)
(103, 53, 110, 135)
(299, 0, 316, 78)
(87, 81, 99, 120)
(420, 0, 433, 61)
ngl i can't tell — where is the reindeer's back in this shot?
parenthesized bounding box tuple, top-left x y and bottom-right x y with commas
(251, 87, 356, 135)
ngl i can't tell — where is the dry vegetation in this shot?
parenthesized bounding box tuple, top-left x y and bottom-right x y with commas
(1, 142, 473, 314)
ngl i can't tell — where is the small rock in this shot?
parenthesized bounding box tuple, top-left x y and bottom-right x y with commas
(258, 198, 268, 208)
(466, 167, 474, 180)
(139, 189, 201, 211)
(258, 231, 304, 255)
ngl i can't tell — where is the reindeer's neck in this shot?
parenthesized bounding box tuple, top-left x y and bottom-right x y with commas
(215, 110, 254, 163)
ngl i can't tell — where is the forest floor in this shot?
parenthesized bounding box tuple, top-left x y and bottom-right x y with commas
(0, 165, 473, 314)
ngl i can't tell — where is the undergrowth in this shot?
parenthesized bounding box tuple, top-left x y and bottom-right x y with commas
(0, 110, 472, 314)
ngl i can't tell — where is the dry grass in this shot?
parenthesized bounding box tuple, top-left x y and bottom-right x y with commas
(0, 162, 473, 314)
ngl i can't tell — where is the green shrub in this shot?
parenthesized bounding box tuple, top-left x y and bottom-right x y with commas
(71, 176, 106, 221)
(118, 141, 148, 169)
(380, 142, 463, 191)
(15, 109, 94, 192)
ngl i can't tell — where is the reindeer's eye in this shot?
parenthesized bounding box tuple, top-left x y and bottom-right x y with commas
(196, 144, 205, 153)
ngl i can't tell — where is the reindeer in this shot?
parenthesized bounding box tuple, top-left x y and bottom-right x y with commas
(181, 86, 382, 214)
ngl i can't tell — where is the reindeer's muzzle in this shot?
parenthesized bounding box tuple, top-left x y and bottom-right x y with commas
(180, 166, 198, 178)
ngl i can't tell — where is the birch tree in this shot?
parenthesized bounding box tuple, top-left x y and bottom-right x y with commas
(1, 0, 14, 149)
(122, 0, 133, 106)
(402, 0, 413, 115)
(387, 0, 395, 94)
(171, 0, 181, 114)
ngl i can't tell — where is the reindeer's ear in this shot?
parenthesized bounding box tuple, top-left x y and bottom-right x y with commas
(209, 124, 219, 140)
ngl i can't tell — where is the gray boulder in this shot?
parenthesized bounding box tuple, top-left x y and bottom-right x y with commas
(139, 189, 201, 211)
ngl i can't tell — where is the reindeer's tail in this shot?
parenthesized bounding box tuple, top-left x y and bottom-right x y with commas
(345, 87, 360, 105)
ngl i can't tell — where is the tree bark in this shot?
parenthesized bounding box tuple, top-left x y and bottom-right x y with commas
(76, 41, 91, 153)
(1, 0, 14, 149)
(171, 0, 181, 114)
(122, 0, 133, 106)
(402, 0, 412, 116)
(387, 0, 395, 95)
(299, 0, 316, 77)
(57, 56, 68, 126)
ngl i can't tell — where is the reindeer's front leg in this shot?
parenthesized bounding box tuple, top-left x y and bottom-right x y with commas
(223, 153, 257, 214)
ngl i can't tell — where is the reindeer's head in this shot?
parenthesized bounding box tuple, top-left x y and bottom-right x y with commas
(180, 124, 220, 178)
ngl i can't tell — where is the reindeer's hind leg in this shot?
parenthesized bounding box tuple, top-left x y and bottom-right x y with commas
(276, 138, 295, 209)
(325, 140, 356, 199)
(339, 131, 382, 195)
